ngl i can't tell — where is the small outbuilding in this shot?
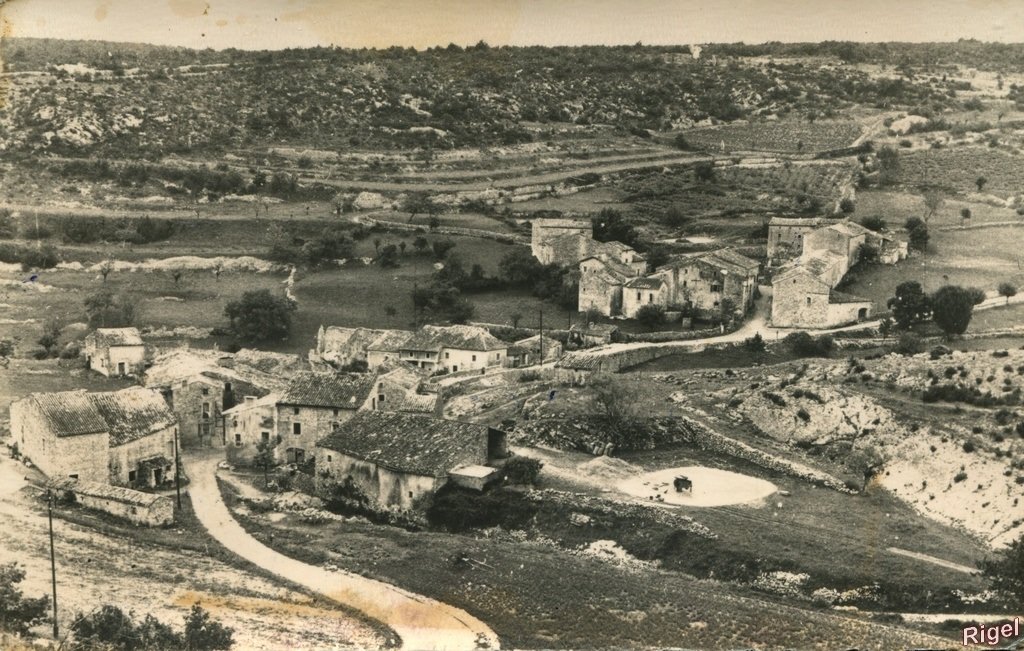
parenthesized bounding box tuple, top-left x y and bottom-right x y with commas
(83, 328, 145, 377)
(50, 478, 174, 526)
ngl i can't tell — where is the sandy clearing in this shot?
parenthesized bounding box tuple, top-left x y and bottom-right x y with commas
(618, 466, 778, 507)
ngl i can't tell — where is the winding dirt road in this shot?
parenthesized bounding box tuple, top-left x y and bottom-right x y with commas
(185, 453, 499, 651)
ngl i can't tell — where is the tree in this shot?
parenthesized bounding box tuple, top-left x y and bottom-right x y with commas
(0, 562, 49, 636)
(999, 282, 1018, 304)
(719, 297, 738, 324)
(398, 241, 407, 256)
(922, 190, 943, 223)
(860, 215, 887, 232)
(510, 311, 523, 329)
(378, 244, 399, 268)
(904, 217, 930, 252)
(99, 259, 114, 283)
(183, 604, 235, 650)
(253, 439, 277, 488)
(876, 146, 900, 186)
(888, 281, 931, 329)
(931, 285, 976, 336)
(498, 249, 544, 286)
(171, 268, 184, 286)
(413, 236, 429, 254)
(591, 209, 639, 248)
(960, 207, 972, 228)
(432, 239, 456, 260)
(635, 304, 666, 330)
(401, 191, 438, 223)
(839, 198, 855, 214)
(503, 456, 543, 485)
(846, 446, 884, 493)
(976, 175, 988, 192)
(895, 332, 924, 355)
(37, 319, 62, 357)
(84, 290, 136, 328)
(878, 316, 894, 338)
(428, 216, 440, 231)
(743, 332, 767, 353)
(373, 238, 381, 255)
(0, 339, 12, 368)
(693, 160, 716, 183)
(981, 532, 1024, 608)
(223, 290, 296, 344)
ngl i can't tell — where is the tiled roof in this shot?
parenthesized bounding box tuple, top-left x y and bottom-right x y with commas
(25, 387, 175, 446)
(367, 330, 414, 353)
(51, 479, 167, 507)
(144, 350, 287, 392)
(624, 276, 664, 290)
(28, 391, 107, 437)
(90, 328, 143, 347)
(533, 218, 592, 230)
(87, 387, 177, 447)
(401, 325, 507, 353)
(580, 256, 635, 282)
(828, 221, 873, 238)
(829, 289, 872, 304)
(280, 372, 376, 409)
(768, 216, 830, 227)
(702, 249, 760, 273)
(317, 411, 491, 477)
(321, 327, 386, 355)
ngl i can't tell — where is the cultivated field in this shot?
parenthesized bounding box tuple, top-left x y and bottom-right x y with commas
(680, 119, 865, 153)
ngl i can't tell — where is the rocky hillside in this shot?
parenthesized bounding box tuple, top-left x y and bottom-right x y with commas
(0, 38, 956, 156)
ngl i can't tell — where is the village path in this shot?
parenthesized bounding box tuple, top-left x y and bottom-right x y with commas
(184, 453, 500, 651)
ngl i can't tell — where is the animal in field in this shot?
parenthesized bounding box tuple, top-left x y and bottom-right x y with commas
(673, 475, 693, 493)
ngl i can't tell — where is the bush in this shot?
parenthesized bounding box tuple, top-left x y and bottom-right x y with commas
(427, 487, 537, 532)
(19, 244, 59, 271)
(743, 333, 766, 353)
(895, 332, 924, 356)
(0, 563, 49, 636)
(224, 290, 296, 343)
(503, 456, 543, 485)
(783, 332, 834, 357)
(73, 604, 234, 651)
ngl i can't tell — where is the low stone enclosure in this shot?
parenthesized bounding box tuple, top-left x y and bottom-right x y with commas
(49, 479, 174, 526)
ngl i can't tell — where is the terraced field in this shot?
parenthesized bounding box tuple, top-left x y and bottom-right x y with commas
(681, 119, 865, 153)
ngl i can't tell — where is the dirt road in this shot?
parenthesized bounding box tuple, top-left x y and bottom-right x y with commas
(185, 453, 499, 651)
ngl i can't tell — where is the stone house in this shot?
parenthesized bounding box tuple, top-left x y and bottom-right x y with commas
(508, 334, 562, 366)
(578, 256, 642, 316)
(144, 350, 285, 449)
(313, 326, 413, 369)
(223, 394, 278, 466)
(399, 325, 507, 373)
(11, 387, 178, 488)
(50, 479, 174, 526)
(315, 411, 509, 511)
(766, 216, 831, 260)
(275, 372, 378, 465)
(622, 276, 668, 318)
(802, 221, 869, 271)
(770, 265, 872, 328)
(366, 330, 414, 369)
(531, 218, 593, 264)
(654, 249, 761, 318)
(568, 323, 620, 347)
(83, 328, 146, 377)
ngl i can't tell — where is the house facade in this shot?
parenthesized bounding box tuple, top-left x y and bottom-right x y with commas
(622, 277, 668, 318)
(83, 328, 146, 377)
(531, 218, 593, 264)
(274, 372, 377, 464)
(654, 249, 761, 318)
(399, 325, 507, 373)
(315, 411, 509, 511)
(11, 387, 178, 488)
(767, 216, 831, 260)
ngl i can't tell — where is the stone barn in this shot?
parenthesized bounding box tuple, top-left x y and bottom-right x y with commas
(51, 479, 174, 526)
(83, 328, 145, 377)
(11, 387, 178, 488)
(315, 411, 508, 511)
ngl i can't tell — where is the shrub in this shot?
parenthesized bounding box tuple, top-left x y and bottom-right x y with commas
(0, 563, 49, 635)
(503, 456, 543, 485)
(962, 440, 976, 453)
(427, 487, 537, 532)
(895, 332, 924, 356)
(953, 471, 968, 483)
(783, 332, 834, 357)
(19, 244, 59, 271)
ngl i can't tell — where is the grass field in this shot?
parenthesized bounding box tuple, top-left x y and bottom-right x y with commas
(895, 146, 1024, 196)
(854, 190, 1021, 228)
(842, 225, 1024, 309)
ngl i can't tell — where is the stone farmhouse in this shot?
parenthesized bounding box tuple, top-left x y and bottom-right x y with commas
(315, 411, 509, 511)
(145, 349, 288, 449)
(50, 479, 174, 527)
(224, 364, 440, 465)
(507, 334, 562, 367)
(766, 216, 831, 260)
(648, 249, 761, 319)
(312, 326, 414, 370)
(399, 325, 507, 373)
(770, 219, 907, 328)
(11, 387, 178, 488)
(530, 217, 592, 264)
(83, 327, 145, 377)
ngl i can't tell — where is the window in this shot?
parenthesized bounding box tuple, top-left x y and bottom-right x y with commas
(408, 491, 413, 498)
(327, 455, 333, 462)
(261, 431, 270, 442)
(234, 434, 242, 447)
(445, 352, 450, 359)
(224, 382, 232, 392)
(683, 281, 688, 288)
(636, 292, 641, 301)
(128, 470, 137, 482)
(332, 421, 340, 431)
(292, 407, 300, 415)
(648, 293, 653, 303)
(807, 297, 812, 305)
(69, 474, 78, 480)
(201, 388, 209, 396)
(232, 418, 238, 427)
(293, 422, 301, 435)
(710, 284, 722, 293)
(201, 402, 210, 419)
(472, 355, 477, 362)
(332, 408, 339, 417)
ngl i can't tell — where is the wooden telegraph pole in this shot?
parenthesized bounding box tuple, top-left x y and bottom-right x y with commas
(173, 427, 182, 510)
(47, 490, 58, 639)
(538, 308, 544, 363)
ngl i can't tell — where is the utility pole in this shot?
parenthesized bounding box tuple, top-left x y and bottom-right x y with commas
(46, 490, 58, 639)
(173, 427, 182, 510)
(538, 308, 544, 363)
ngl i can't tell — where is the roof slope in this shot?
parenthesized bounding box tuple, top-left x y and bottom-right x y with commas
(367, 329, 414, 353)
(624, 276, 664, 290)
(29, 391, 107, 437)
(280, 372, 376, 409)
(401, 325, 507, 352)
(88, 388, 176, 446)
(317, 411, 488, 477)
(90, 327, 143, 347)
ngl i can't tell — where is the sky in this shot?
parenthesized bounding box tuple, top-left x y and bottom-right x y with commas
(2, 0, 1024, 50)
